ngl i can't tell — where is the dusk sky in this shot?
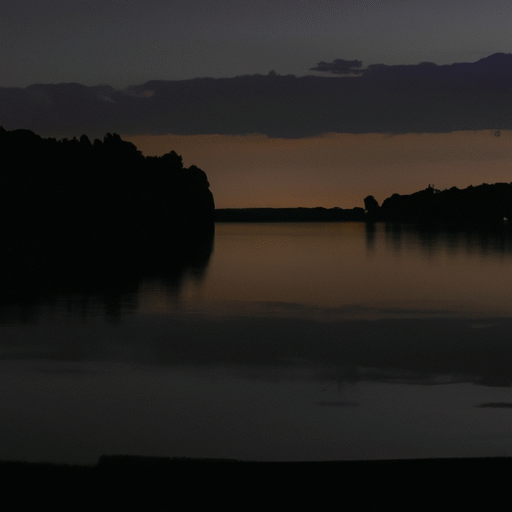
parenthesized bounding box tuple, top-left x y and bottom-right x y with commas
(2, 0, 512, 208)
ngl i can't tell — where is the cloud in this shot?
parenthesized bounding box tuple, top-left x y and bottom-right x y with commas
(476, 403, 512, 408)
(310, 59, 363, 75)
(2, 53, 512, 138)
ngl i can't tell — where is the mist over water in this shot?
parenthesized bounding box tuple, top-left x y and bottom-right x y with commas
(2, 222, 512, 465)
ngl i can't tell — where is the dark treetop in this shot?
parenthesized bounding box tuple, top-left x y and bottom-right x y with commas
(365, 183, 512, 226)
(216, 183, 512, 225)
(0, 128, 215, 298)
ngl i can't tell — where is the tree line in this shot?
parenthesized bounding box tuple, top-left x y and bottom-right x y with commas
(0, 127, 215, 274)
(365, 183, 512, 226)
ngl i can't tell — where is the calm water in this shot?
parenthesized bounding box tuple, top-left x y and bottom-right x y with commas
(2, 222, 512, 465)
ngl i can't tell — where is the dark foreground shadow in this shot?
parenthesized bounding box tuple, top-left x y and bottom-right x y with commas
(2, 455, 510, 510)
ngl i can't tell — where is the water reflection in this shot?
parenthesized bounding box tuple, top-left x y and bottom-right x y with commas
(12, 312, 508, 389)
(380, 221, 512, 256)
(2, 222, 512, 389)
(3, 222, 512, 463)
(0, 226, 214, 323)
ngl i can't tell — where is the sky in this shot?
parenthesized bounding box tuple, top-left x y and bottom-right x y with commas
(3, 0, 512, 88)
(2, 0, 512, 208)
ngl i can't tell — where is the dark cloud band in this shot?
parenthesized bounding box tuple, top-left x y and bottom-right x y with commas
(1, 53, 511, 138)
(310, 59, 363, 74)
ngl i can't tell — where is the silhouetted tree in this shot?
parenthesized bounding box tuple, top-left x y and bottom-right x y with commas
(379, 183, 512, 226)
(364, 195, 380, 215)
(0, 127, 215, 270)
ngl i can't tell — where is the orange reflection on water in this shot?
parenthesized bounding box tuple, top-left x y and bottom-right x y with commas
(137, 222, 512, 320)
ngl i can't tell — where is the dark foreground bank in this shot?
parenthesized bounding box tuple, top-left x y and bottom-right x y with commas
(2, 456, 510, 509)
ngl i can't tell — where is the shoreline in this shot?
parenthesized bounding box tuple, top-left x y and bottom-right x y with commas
(215, 207, 366, 222)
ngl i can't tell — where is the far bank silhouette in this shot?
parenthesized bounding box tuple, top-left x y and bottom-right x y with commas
(217, 183, 512, 226)
(364, 183, 512, 226)
(3, 126, 510, 232)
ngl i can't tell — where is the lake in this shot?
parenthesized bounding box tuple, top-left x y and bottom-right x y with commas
(2, 221, 512, 465)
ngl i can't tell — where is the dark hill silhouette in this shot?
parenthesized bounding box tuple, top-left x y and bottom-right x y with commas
(0, 128, 215, 296)
(368, 183, 512, 226)
(216, 183, 512, 226)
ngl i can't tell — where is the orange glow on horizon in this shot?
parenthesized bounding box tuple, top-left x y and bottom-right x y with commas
(124, 131, 512, 209)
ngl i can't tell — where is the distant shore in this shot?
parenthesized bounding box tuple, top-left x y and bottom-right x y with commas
(216, 182, 512, 226)
(215, 207, 366, 222)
